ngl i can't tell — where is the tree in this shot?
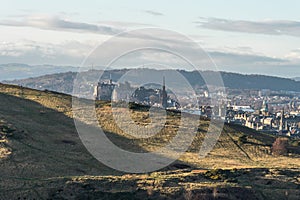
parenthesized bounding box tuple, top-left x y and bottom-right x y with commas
(272, 137, 288, 156)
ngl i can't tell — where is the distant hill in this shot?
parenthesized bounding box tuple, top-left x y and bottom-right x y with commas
(293, 77, 300, 82)
(4, 69, 300, 94)
(0, 63, 79, 81)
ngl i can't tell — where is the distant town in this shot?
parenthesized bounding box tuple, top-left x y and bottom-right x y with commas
(94, 76, 300, 139)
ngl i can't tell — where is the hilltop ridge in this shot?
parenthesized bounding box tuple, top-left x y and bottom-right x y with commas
(4, 69, 300, 94)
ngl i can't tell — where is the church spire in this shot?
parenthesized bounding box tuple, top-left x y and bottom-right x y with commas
(109, 73, 112, 84)
(279, 107, 284, 131)
(162, 76, 167, 109)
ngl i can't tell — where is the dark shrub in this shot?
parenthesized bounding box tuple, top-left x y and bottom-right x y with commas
(272, 137, 288, 156)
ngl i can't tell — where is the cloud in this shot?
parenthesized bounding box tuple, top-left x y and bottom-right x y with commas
(0, 22, 295, 78)
(0, 15, 123, 35)
(285, 48, 300, 60)
(144, 10, 164, 16)
(209, 51, 287, 65)
(0, 40, 95, 65)
(97, 21, 152, 28)
(195, 18, 300, 37)
(0, 38, 297, 77)
(0, 35, 288, 67)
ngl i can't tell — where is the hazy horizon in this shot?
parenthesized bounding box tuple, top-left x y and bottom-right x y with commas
(1, 0, 300, 78)
(1, 62, 300, 81)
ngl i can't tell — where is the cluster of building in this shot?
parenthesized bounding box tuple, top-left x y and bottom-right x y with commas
(93, 76, 180, 109)
(226, 99, 300, 137)
(94, 76, 300, 138)
(200, 88, 300, 138)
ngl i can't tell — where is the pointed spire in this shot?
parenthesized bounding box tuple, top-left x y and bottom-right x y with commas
(109, 73, 112, 84)
(280, 107, 284, 131)
(162, 76, 167, 109)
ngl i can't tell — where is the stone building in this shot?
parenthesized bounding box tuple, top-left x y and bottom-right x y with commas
(94, 77, 116, 101)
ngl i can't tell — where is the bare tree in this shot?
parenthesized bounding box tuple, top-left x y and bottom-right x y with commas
(272, 137, 288, 156)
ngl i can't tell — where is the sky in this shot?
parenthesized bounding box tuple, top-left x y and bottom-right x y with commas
(1, 0, 300, 78)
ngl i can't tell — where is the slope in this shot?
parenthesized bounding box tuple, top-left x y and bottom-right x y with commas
(1, 83, 300, 199)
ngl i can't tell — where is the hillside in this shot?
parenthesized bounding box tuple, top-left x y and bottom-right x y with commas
(4, 69, 300, 94)
(1, 83, 300, 199)
(293, 77, 300, 82)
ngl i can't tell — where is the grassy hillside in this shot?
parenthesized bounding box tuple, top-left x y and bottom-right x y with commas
(1, 83, 300, 199)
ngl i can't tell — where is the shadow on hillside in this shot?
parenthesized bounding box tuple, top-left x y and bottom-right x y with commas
(1, 93, 300, 199)
(0, 93, 193, 180)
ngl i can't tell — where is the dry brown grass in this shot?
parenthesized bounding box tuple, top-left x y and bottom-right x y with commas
(1, 83, 300, 170)
(1, 83, 300, 199)
(93, 102, 300, 169)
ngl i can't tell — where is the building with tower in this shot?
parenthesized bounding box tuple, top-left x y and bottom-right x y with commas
(94, 75, 116, 101)
(261, 99, 269, 116)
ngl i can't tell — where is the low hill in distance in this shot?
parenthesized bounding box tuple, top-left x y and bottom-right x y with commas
(293, 77, 300, 82)
(4, 69, 300, 94)
(0, 83, 300, 199)
(0, 63, 79, 81)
